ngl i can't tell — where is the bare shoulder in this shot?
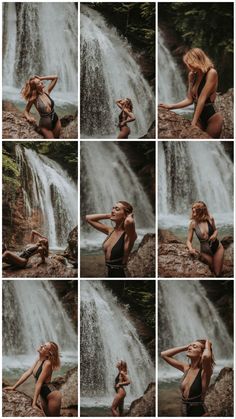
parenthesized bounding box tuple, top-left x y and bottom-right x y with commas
(209, 214, 214, 222)
(43, 359, 52, 369)
(188, 219, 195, 229)
(207, 68, 217, 80)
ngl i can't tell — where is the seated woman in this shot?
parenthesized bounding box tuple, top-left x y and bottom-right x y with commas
(3, 230, 48, 269)
(21, 75, 61, 139)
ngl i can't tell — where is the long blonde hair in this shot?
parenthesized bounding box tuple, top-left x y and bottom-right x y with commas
(191, 201, 210, 223)
(183, 48, 214, 73)
(21, 77, 39, 101)
(47, 341, 60, 370)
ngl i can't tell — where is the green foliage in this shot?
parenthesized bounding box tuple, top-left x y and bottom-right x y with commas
(2, 152, 21, 199)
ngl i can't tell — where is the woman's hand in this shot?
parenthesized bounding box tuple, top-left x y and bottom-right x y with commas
(27, 115, 36, 124)
(32, 403, 43, 412)
(209, 233, 217, 242)
(189, 248, 199, 256)
(4, 386, 16, 391)
(159, 103, 172, 110)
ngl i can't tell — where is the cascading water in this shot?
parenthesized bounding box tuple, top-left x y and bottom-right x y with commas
(158, 141, 233, 229)
(158, 280, 233, 381)
(80, 5, 155, 138)
(15, 145, 78, 249)
(158, 30, 186, 103)
(3, 280, 77, 369)
(3, 2, 78, 106)
(80, 142, 154, 250)
(81, 281, 154, 406)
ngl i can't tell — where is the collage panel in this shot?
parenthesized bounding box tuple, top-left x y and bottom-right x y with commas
(80, 279, 156, 417)
(158, 141, 233, 278)
(2, 141, 78, 278)
(80, 2, 155, 139)
(2, 279, 78, 416)
(158, 279, 233, 417)
(158, 1, 233, 140)
(80, 141, 155, 278)
(2, 2, 78, 140)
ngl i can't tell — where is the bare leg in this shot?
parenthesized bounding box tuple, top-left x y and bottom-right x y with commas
(206, 113, 223, 139)
(212, 244, 224, 277)
(199, 252, 213, 271)
(2, 251, 27, 267)
(47, 391, 61, 416)
(53, 119, 61, 139)
(118, 397, 124, 416)
(117, 126, 130, 139)
(111, 394, 125, 417)
(40, 397, 49, 416)
(40, 127, 55, 139)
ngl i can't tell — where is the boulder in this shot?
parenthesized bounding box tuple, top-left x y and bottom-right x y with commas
(215, 89, 233, 139)
(64, 226, 78, 264)
(205, 368, 233, 416)
(2, 389, 45, 417)
(158, 107, 211, 139)
(139, 121, 156, 139)
(60, 368, 78, 409)
(128, 234, 155, 278)
(126, 382, 155, 417)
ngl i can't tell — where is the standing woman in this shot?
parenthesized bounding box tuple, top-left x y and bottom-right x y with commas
(187, 201, 224, 277)
(159, 48, 223, 138)
(111, 360, 131, 417)
(4, 342, 61, 416)
(86, 201, 137, 277)
(116, 98, 136, 139)
(21, 75, 61, 139)
(161, 339, 214, 416)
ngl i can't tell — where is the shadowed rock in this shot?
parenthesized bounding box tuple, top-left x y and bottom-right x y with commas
(2, 389, 45, 417)
(126, 382, 155, 417)
(205, 368, 233, 416)
(128, 234, 155, 278)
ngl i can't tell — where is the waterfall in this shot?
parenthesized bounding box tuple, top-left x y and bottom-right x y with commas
(80, 281, 154, 405)
(158, 30, 186, 103)
(15, 145, 77, 249)
(158, 280, 233, 380)
(158, 141, 233, 226)
(81, 142, 154, 249)
(80, 5, 155, 138)
(3, 280, 77, 368)
(3, 2, 77, 104)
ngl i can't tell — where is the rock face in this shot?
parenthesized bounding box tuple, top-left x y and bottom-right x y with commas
(158, 107, 211, 139)
(126, 382, 155, 417)
(215, 88, 233, 139)
(2, 389, 45, 417)
(60, 368, 78, 409)
(64, 226, 78, 264)
(128, 234, 155, 278)
(205, 368, 233, 417)
(140, 121, 156, 139)
(158, 230, 233, 278)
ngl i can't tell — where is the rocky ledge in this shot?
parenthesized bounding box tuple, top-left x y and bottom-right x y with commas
(2, 389, 45, 417)
(128, 234, 155, 278)
(205, 367, 233, 416)
(126, 382, 155, 417)
(158, 229, 233, 278)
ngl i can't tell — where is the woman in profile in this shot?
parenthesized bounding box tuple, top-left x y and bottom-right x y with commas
(160, 48, 223, 138)
(111, 360, 130, 416)
(187, 201, 224, 277)
(21, 74, 61, 139)
(86, 201, 137, 277)
(116, 98, 136, 138)
(161, 339, 214, 416)
(5, 341, 61, 416)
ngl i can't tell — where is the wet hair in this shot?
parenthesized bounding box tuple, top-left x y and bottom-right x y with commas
(191, 201, 210, 223)
(196, 339, 215, 370)
(183, 48, 214, 73)
(125, 98, 133, 111)
(21, 76, 40, 101)
(47, 341, 60, 370)
(120, 360, 128, 373)
(118, 201, 133, 215)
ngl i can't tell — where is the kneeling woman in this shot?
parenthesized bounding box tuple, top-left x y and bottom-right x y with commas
(5, 342, 61, 416)
(161, 340, 214, 416)
(187, 201, 224, 277)
(86, 201, 137, 277)
(21, 74, 61, 139)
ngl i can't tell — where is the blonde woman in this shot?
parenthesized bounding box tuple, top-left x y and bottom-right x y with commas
(161, 339, 215, 416)
(111, 360, 130, 416)
(5, 342, 61, 416)
(21, 74, 61, 139)
(187, 201, 224, 277)
(116, 98, 136, 138)
(160, 48, 223, 138)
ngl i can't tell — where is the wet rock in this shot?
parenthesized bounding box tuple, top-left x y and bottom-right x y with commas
(158, 106, 211, 139)
(60, 368, 78, 408)
(215, 89, 233, 139)
(60, 115, 78, 139)
(139, 121, 155, 139)
(128, 234, 155, 278)
(2, 389, 45, 417)
(205, 368, 233, 416)
(64, 226, 78, 265)
(126, 382, 155, 417)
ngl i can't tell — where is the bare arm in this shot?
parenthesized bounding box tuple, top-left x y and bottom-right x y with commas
(85, 214, 112, 235)
(191, 69, 217, 126)
(120, 107, 136, 125)
(124, 214, 137, 241)
(118, 371, 131, 387)
(159, 72, 194, 110)
(116, 99, 125, 110)
(5, 361, 37, 390)
(202, 340, 213, 375)
(24, 100, 36, 123)
(37, 75, 58, 94)
(160, 345, 189, 372)
(186, 221, 199, 255)
(32, 360, 52, 407)
(30, 230, 47, 242)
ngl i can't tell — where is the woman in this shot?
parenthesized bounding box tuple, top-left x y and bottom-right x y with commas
(161, 339, 214, 416)
(21, 74, 61, 139)
(187, 201, 224, 277)
(86, 201, 137, 278)
(111, 360, 131, 417)
(5, 341, 61, 416)
(116, 98, 136, 139)
(2, 230, 48, 269)
(160, 48, 223, 138)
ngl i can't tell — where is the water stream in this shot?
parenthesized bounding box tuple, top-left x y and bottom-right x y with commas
(80, 5, 155, 138)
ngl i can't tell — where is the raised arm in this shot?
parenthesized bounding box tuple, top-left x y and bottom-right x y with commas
(36, 75, 58, 94)
(32, 360, 51, 408)
(120, 107, 136, 125)
(160, 345, 189, 372)
(118, 371, 131, 387)
(186, 220, 199, 255)
(24, 100, 36, 123)
(124, 214, 137, 241)
(30, 230, 48, 243)
(4, 361, 37, 391)
(116, 99, 125, 110)
(85, 213, 112, 235)
(201, 340, 213, 374)
(191, 69, 217, 126)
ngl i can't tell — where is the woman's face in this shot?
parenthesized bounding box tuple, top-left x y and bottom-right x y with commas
(186, 341, 204, 359)
(34, 78, 45, 93)
(192, 203, 204, 218)
(37, 342, 51, 355)
(110, 202, 126, 222)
